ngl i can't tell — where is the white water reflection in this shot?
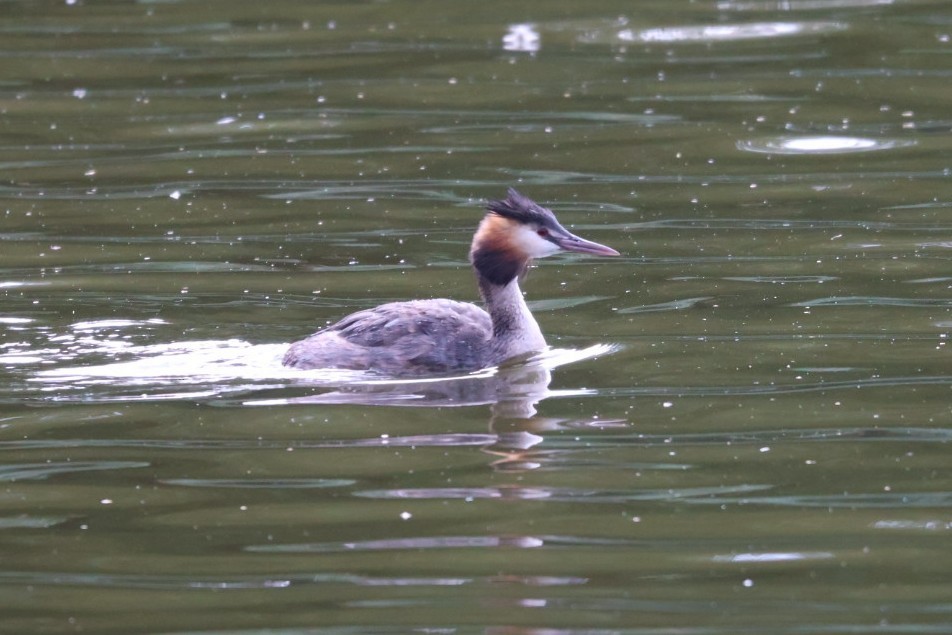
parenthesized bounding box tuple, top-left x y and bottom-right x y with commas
(25, 318, 616, 414)
(502, 23, 540, 53)
(873, 519, 952, 531)
(33, 336, 611, 384)
(739, 135, 915, 154)
(712, 551, 835, 563)
(718, 0, 894, 10)
(619, 20, 846, 43)
(248, 534, 550, 554)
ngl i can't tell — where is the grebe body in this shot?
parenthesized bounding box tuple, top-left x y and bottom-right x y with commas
(283, 189, 619, 375)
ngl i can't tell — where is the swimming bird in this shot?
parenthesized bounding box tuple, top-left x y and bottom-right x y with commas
(282, 188, 619, 375)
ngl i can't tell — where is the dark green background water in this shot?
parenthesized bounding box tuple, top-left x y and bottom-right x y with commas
(2, 0, 951, 632)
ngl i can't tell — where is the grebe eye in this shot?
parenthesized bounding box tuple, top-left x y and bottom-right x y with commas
(537, 228, 549, 237)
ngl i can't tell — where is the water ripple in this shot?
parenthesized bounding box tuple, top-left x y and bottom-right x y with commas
(3, 165, 951, 202)
(354, 484, 773, 503)
(632, 218, 930, 231)
(0, 426, 943, 457)
(724, 275, 839, 284)
(527, 428, 952, 454)
(0, 461, 149, 482)
(506, 168, 952, 186)
(791, 296, 952, 308)
(617, 296, 715, 314)
(161, 478, 356, 490)
(354, 484, 952, 509)
(598, 375, 952, 398)
(0, 571, 466, 591)
(0, 435, 497, 452)
(687, 492, 952, 509)
(0, 515, 73, 529)
(247, 534, 554, 554)
(719, 0, 895, 10)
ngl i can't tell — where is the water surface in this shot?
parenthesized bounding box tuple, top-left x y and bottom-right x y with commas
(2, 0, 952, 633)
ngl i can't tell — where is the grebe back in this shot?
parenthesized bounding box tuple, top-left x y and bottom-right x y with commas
(282, 188, 619, 375)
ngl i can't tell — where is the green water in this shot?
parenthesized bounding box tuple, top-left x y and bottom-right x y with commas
(2, 0, 952, 632)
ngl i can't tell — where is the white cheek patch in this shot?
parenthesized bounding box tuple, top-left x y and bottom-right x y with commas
(512, 225, 560, 258)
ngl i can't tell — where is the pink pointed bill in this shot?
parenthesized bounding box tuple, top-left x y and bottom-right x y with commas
(555, 232, 620, 257)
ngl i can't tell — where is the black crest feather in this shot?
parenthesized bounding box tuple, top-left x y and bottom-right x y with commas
(485, 188, 557, 226)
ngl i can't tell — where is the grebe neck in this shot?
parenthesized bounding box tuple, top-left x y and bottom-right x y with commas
(477, 274, 546, 359)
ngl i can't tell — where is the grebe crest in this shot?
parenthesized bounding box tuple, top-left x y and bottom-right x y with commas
(283, 188, 620, 376)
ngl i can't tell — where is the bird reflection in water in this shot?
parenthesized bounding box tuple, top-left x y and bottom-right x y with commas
(264, 344, 625, 471)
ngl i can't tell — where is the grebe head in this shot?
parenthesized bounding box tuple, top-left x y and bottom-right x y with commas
(470, 188, 620, 286)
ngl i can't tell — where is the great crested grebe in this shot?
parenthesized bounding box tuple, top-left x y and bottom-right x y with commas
(282, 188, 620, 375)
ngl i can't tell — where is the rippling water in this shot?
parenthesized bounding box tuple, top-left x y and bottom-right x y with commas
(2, 0, 952, 633)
